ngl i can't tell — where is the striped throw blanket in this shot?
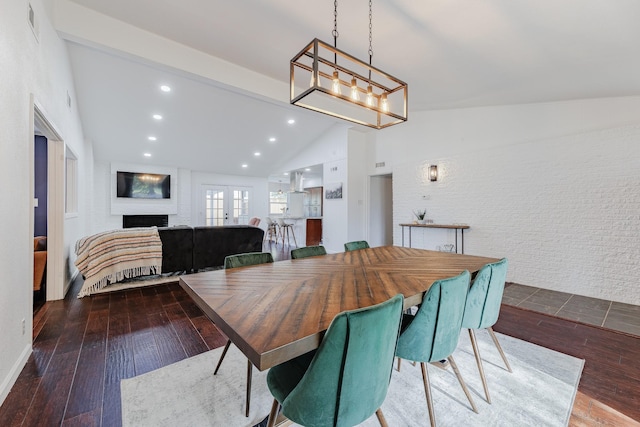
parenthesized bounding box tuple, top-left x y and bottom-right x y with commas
(75, 227, 162, 298)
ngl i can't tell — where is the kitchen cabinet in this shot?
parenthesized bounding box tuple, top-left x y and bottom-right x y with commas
(306, 218, 323, 246)
(303, 186, 323, 218)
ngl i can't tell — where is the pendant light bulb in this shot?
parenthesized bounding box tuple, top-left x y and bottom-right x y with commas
(332, 71, 342, 95)
(380, 93, 389, 113)
(310, 70, 321, 88)
(350, 77, 360, 101)
(366, 85, 374, 107)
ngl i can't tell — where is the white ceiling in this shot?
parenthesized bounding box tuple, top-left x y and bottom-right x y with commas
(64, 0, 640, 178)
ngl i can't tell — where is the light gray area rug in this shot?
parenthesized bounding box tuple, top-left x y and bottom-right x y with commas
(121, 331, 583, 427)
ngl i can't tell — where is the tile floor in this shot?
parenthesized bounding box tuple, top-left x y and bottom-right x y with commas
(503, 283, 640, 337)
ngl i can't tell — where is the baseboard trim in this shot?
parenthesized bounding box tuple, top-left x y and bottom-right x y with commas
(0, 343, 32, 407)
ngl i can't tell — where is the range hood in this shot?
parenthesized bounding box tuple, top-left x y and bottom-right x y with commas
(289, 172, 307, 193)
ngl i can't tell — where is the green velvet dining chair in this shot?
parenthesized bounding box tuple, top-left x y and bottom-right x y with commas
(265, 294, 404, 427)
(217, 251, 274, 417)
(395, 270, 477, 426)
(344, 240, 370, 252)
(223, 251, 273, 269)
(290, 245, 327, 259)
(461, 258, 511, 404)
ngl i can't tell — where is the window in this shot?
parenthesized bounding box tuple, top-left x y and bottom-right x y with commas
(269, 191, 287, 215)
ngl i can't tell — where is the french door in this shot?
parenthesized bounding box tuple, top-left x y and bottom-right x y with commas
(201, 185, 251, 226)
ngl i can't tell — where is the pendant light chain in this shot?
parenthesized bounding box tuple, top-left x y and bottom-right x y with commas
(368, 0, 373, 63)
(333, 0, 339, 48)
(333, 0, 339, 66)
(368, 0, 373, 83)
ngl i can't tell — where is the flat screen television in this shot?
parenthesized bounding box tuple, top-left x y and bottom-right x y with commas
(116, 171, 171, 199)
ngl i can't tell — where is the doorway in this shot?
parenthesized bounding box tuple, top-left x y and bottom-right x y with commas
(33, 101, 65, 302)
(200, 185, 252, 226)
(368, 174, 393, 246)
(33, 135, 48, 302)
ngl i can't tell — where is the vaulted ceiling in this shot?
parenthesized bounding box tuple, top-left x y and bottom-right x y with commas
(61, 0, 640, 178)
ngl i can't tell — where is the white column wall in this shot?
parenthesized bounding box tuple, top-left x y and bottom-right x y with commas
(373, 97, 640, 304)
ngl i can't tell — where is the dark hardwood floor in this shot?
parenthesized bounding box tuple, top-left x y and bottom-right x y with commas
(1, 243, 638, 426)
(495, 305, 640, 425)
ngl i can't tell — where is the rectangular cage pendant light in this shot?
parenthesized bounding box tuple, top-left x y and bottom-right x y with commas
(290, 38, 408, 130)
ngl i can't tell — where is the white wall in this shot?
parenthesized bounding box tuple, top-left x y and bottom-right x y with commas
(374, 97, 640, 305)
(0, 0, 89, 404)
(346, 129, 367, 244)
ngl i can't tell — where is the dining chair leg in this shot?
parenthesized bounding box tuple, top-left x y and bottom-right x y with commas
(213, 339, 232, 375)
(468, 328, 491, 403)
(375, 408, 389, 427)
(266, 399, 280, 427)
(487, 327, 512, 373)
(447, 355, 478, 413)
(245, 360, 252, 417)
(420, 362, 436, 427)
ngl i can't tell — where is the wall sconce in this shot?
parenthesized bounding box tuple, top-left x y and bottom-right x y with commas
(429, 165, 438, 182)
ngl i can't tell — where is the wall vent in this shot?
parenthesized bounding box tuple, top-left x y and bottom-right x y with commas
(375, 162, 386, 168)
(28, 3, 39, 42)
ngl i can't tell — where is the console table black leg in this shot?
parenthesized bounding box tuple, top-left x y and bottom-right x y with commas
(455, 229, 459, 253)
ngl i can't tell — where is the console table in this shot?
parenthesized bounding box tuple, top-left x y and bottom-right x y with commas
(399, 223, 470, 253)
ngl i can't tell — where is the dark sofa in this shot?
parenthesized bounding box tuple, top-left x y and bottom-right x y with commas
(157, 225, 264, 273)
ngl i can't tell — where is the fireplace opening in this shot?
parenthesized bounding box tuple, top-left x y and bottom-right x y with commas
(123, 215, 168, 228)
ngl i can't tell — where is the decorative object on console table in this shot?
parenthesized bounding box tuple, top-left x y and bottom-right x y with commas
(413, 209, 427, 224)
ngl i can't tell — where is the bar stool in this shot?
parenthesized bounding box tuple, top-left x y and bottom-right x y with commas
(264, 217, 278, 242)
(276, 218, 297, 246)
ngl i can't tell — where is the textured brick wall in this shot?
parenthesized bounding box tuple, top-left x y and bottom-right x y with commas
(393, 124, 640, 305)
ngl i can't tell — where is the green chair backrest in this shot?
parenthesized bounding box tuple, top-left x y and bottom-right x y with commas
(291, 245, 327, 259)
(396, 270, 470, 363)
(280, 294, 404, 427)
(344, 240, 370, 252)
(224, 252, 273, 269)
(462, 258, 508, 330)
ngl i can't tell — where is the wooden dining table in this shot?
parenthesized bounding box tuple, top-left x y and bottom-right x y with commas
(179, 246, 500, 371)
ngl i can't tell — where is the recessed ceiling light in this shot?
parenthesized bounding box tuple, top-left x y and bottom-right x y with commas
(287, 119, 295, 125)
(305, 168, 311, 171)
(269, 137, 276, 142)
(148, 136, 157, 141)
(160, 85, 171, 92)
(284, 172, 289, 176)
(254, 152, 261, 156)
(144, 153, 152, 157)
(153, 114, 162, 120)
(242, 164, 248, 168)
